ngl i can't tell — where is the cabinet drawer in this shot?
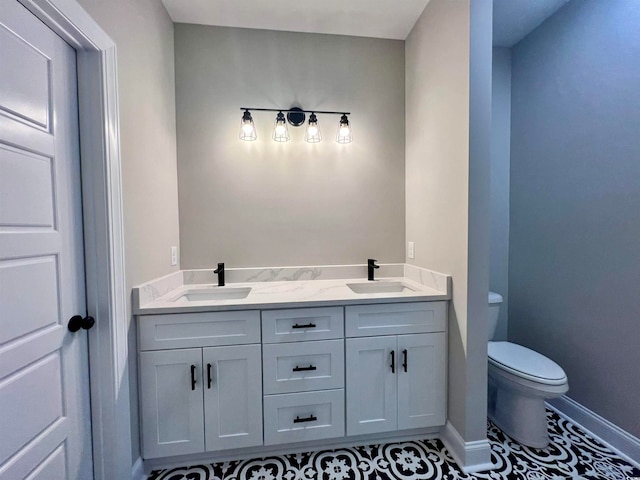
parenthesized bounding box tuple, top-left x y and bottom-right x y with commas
(263, 389, 345, 445)
(263, 340, 344, 394)
(262, 307, 344, 343)
(139, 311, 261, 350)
(345, 302, 446, 337)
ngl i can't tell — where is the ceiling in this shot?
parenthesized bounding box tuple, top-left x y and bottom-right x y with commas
(162, 0, 570, 44)
(493, 0, 569, 47)
(161, 0, 431, 40)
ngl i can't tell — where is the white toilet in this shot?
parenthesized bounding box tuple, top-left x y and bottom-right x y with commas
(487, 292, 568, 448)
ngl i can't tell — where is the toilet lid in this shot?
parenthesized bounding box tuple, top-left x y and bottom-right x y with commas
(488, 342, 567, 385)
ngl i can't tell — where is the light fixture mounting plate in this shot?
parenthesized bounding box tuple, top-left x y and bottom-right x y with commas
(286, 107, 306, 127)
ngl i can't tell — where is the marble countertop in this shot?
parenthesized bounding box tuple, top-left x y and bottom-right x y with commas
(133, 264, 451, 315)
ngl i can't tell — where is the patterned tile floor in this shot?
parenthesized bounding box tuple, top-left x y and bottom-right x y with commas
(148, 410, 640, 480)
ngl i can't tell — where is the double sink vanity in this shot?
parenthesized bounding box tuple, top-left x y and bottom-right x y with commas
(133, 263, 451, 465)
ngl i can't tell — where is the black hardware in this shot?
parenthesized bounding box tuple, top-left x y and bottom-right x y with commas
(68, 314, 95, 332)
(292, 365, 317, 372)
(286, 107, 306, 126)
(390, 350, 395, 373)
(368, 258, 380, 281)
(241, 107, 350, 116)
(402, 349, 408, 373)
(207, 363, 213, 389)
(291, 323, 316, 329)
(293, 414, 317, 424)
(213, 262, 225, 287)
(190, 365, 197, 391)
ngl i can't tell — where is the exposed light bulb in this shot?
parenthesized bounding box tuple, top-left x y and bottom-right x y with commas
(239, 110, 256, 141)
(272, 111, 290, 142)
(305, 112, 322, 143)
(336, 114, 352, 144)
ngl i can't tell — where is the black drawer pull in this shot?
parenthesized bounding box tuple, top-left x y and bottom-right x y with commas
(390, 350, 395, 373)
(190, 365, 197, 390)
(402, 349, 408, 373)
(291, 323, 316, 329)
(293, 414, 318, 423)
(292, 365, 317, 372)
(207, 363, 213, 389)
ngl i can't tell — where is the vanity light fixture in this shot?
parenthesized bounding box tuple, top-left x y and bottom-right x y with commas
(336, 114, 353, 144)
(272, 111, 290, 142)
(239, 107, 351, 144)
(304, 112, 322, 143)
(239, 109, 257, 141)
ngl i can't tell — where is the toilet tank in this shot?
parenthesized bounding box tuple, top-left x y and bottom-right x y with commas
(488, 291, 503, 340)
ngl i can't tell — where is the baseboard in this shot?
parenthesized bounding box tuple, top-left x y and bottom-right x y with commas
(131, 457, 146, 480)
(441, 421, 493, 474)
(548, 396, 640, 468)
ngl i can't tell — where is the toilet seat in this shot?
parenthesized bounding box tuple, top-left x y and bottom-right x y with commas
(488, 341, 567, 386)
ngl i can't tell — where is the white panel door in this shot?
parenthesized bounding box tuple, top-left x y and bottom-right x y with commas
(0, 2, 92, 479)
(203, 344, 263, 451)
(139, 349, 205, 458)
(346, 336, 397, 436)
(397, 333, 447, 430)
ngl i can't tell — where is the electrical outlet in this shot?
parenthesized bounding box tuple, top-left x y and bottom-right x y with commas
(171, 246, 178, 266)
(408, 241, 415, 259)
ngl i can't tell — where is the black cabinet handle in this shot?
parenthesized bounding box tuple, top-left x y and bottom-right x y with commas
(293, 414, 317, 423)
(390, 350, 395, 373)
(190, 365, 197, 390)
(402, 349, 408, 373)
(207, 363, 213, 389)
(291, 323, 316, 329)
(292, 365, 317, 372)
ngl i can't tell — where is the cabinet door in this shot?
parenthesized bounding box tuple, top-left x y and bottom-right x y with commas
(203, 344, 263, 451)
(397, 333, 446, 430)
(346, 336, 397, 435)
(139, 349, 204, 458)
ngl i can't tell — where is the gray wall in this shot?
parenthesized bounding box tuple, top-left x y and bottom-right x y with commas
(76, 0, 180, 462)
(406, 0, 492, 443)
(175, 25, 405, 269)
(490, 47, 511, 341)
(510, 0, 640, 437)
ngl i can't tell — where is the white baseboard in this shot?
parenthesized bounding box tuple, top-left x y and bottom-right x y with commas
(441, 421, 493, 474)
(548, 396, 640, 468)
(131, 457, 146, 480)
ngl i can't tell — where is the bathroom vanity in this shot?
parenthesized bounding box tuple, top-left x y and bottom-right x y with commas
(133, 264, 450, 465)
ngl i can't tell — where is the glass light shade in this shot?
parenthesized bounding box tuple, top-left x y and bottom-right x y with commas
(336, 114, 352, 144)
(304, 113, 322, 143)
(239, 110, 256, 141)
(272, 111, 290, 142)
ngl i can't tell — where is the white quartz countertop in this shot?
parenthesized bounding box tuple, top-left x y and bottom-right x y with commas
(133, 265, 451, 315)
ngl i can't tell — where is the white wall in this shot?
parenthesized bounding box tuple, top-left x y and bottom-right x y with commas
(406, 0, 492, 443)
(510, 0, 640, 438)
(174, 25, 406, 269)
(75, 0, 180, 462)
(490, 47, 511, 341)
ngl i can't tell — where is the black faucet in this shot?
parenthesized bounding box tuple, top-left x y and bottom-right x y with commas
(367, 259, 380, 281)
(213, 262, 225, 286)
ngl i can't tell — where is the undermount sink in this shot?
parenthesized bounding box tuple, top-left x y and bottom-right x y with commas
(347, 281, 416, 295)
(172, 286, 252, 302)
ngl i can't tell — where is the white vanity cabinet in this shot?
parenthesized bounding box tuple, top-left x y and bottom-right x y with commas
(138, 311, 263, 459)
(137, 298, 448, 462)
(345, 302, 447, 436)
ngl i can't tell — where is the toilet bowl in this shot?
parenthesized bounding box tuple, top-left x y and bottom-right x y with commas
(487, 292, 568, 448)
